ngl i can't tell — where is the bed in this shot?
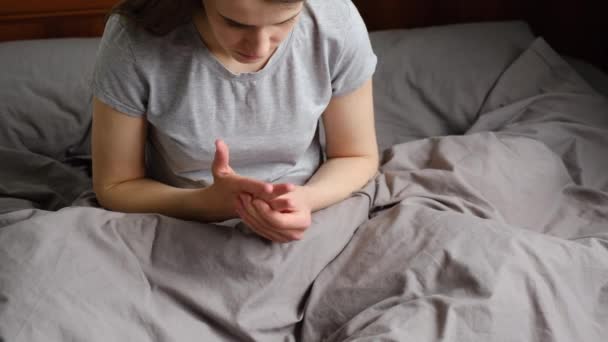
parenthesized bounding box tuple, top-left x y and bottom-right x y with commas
(1, 1, 608, 341)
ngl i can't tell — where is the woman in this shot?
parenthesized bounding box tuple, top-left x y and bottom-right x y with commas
(92, 0, 378, 243)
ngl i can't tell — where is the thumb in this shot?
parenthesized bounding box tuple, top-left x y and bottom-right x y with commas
(212, 139, 231, 176)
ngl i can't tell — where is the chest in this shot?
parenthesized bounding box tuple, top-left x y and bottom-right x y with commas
(143, 64, 332, 170)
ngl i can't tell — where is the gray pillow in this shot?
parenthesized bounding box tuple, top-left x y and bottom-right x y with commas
(0, 38, 100, 162)
(369, 21, 535, 153)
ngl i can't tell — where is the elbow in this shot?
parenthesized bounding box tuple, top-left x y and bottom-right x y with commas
(327, 152, 379, 182)
(368, 149, 380, 167)
(92, 179, 119, 210)
(362, 147, 380, 171)
(92, 183, 111, 209)
(365, 152, 380, 179)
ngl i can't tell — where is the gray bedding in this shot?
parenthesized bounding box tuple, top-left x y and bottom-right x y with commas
(1, 33, 608, 342)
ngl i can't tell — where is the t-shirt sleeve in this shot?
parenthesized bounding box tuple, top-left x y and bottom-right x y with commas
(330, 2, 377, 97)
(92, 15, 148, 117)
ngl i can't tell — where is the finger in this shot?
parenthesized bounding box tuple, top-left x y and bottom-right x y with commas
(238, 194, 286, 241)
(244, 197, 301, 242)
(236, 198, 272, 239)
(236, 204, 288, 243)
(212, 139, 231, 176)
(254, 201, 305, 241)
(252, 198, 292, 228)
(237, 207, 273, 241)
(256, 183, 294, 202)
(253, 199, 306, 240)
(267, 197, 294, 212)
(248, 210, 301, 242)
(240, 194, 270, 228)
(236, 177, 273, 197)
(271, 183, 295, 196)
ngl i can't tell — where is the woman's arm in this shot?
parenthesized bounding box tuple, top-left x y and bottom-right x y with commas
(300, 78, 379, 211)
(92, 97, 219, 221)
(236, 79, 379, 242)
(91, 98, 290, 222)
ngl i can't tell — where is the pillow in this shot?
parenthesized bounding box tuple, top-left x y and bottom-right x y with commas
(0, 38, 100, 161)
(369, 21, 535, 153)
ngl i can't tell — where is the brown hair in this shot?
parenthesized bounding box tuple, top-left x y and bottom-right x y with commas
(110, 0, 303, 36)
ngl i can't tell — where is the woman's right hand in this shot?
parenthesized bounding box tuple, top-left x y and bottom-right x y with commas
(205, 139, 294, 220)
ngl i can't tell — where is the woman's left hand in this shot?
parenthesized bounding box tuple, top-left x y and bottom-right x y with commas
(236, 187, 312, 243)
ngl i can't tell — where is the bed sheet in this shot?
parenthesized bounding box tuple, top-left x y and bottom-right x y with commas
(1, 37, 608, 341)
(301, 38, 608, 341)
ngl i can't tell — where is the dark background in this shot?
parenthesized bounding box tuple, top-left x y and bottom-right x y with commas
(353, 0, 608, 72)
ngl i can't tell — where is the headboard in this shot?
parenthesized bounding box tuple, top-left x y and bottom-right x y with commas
(0, 0, 114, 42)
(1, 0, 606, 71)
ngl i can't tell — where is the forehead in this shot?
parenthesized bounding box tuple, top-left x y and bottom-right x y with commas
(212, 0, 303, 26)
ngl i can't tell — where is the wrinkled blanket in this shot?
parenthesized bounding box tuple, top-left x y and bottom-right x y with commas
(1, 38, 608, 341)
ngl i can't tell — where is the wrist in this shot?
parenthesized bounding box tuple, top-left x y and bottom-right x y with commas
(184, 186, 234, 223)
(296, 184, 316, 211)
(180, 187, 208, 222)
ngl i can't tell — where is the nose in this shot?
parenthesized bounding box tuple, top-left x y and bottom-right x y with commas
(244, 28, 270, 57)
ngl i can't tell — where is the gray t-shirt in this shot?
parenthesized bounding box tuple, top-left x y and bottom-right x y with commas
(92, 0, 377, 188)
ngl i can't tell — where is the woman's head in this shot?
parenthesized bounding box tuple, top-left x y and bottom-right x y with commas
(110, 0, 201, 35)
(200, 0, 303, 64)
(111, 0, 303, 65)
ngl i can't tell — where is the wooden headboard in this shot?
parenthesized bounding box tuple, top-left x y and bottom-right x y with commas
(1, 0, 606, 71)
(0, 0, 115, 42)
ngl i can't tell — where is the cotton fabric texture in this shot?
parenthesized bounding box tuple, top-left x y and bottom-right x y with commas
(92, 0, 377, 187)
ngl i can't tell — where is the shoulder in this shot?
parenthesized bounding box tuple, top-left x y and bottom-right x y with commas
(295, 0, 369, 60)
(99, 14, 196, 65)
(300, 0, 362, 39)
(98, 15, 136, 62)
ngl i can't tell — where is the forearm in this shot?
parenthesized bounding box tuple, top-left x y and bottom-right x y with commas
(301, 155, 379, 212)
(95, 178, 228, 222)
